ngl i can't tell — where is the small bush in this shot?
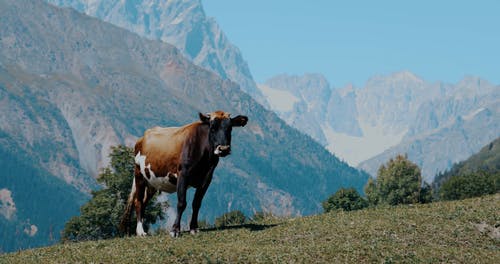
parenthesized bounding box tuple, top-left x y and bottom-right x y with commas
(215, 210, 246, 227)
(250, 211, 276, 223)
(322, 188, 368, 212)
(439, 171, 499, 201)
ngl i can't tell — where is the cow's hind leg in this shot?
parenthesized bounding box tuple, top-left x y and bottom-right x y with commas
(134, 168, 148, 236)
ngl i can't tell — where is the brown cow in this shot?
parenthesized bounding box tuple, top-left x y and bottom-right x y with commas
(120, 111, 248, 237)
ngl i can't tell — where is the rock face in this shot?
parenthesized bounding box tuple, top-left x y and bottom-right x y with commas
(258, 72, 500, 181)
(0, 0, 367, 252)
(45, 0, 267, 104)
(259, 74, 333, 146)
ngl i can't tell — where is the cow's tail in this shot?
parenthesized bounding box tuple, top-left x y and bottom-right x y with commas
(120, 137, 143, 234)
(119, 176, 136, 235)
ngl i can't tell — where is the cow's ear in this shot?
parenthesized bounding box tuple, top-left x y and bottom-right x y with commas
(199, 112, 210, 124)
(231, 115, 248, 127)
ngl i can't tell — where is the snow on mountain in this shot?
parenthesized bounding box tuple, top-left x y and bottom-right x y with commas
(257, 84, 299, 112)
(322, 121, 407, 166)
(259, 74, 332, 145)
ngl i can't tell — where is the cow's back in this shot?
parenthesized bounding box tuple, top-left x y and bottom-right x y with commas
(136, 123, 199, 175)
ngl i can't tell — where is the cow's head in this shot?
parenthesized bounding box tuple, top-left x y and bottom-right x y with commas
(199, 111, 248, 157)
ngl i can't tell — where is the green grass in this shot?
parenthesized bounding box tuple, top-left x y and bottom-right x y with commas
(2, 194, 499, 263)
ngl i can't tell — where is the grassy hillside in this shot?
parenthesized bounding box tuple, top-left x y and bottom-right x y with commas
(454, 136, 500, 174)
(434, 136, 500, 189)
(2, 194, 498, 263)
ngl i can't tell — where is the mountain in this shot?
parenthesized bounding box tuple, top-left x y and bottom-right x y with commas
(433, 137, 500, 189)
(258, 74, 333, 146)
(359, 103, 500, 181)
(0, 143, 86, 253)
(0, 0, 367, 252)
(45, 0, 267, 105)
(258, 72, 500, 181)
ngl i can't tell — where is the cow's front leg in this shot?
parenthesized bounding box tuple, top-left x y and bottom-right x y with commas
(190, 186, 208, 234)
(190, 166, 216, 234)
(171, 173, 188, 238)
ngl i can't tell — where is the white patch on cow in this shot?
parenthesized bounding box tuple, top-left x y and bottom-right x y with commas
(134, 152, 147, 178)
(146, 163, 155, 177)
(190, 229, 199, 235)
(144, 164, 177, 193)
(214, 147, 222, 155)
(127, 178, 136, 205)
(131, 178, 136, 193)
(136, 221, 147, 236)
(143, 187, 149, 203)
(135, 152, 177, 193)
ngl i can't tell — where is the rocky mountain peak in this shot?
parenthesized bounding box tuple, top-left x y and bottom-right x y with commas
(264, 73, 331, 97)
(46, 0, 267, 104)
(364, 71, 425, 93)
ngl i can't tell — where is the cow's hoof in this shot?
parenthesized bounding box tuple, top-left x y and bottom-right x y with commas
(190, 229, 199, 235)
(169, 231, 180, 238)
(136, 223, 147, 237)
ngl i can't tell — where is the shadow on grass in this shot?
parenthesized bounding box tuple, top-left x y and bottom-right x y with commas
(201, 223, 280, 232)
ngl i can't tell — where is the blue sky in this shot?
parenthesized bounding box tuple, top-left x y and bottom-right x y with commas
(202, 0, 500, 87)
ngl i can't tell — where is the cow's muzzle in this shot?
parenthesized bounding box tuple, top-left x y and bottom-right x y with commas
(214, 145, 231, 157)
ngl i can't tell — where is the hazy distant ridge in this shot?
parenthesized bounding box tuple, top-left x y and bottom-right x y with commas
(258, 72, 500, 181)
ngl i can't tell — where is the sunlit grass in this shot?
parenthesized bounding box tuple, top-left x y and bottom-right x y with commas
(2, 194, 498, 263)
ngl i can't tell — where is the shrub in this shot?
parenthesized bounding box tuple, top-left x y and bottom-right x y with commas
(215, 210, 246, 227)
(364, 154, 431, 206)
(250, 211, 276, 223)
(322, 188, 368, 212)
(364, 177, 379, 205)
(418, 182, 434, 203)
(439, 171, 499, 201)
